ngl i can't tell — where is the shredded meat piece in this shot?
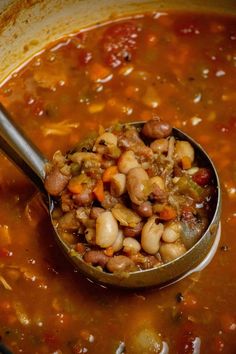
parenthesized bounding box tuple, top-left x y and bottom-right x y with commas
(118, 127, 153, 159)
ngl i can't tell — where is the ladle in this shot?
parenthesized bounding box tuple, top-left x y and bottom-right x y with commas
(0, 103, 221, 288)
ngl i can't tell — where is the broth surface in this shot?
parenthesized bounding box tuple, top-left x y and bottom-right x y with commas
(0, 11, 236, 354)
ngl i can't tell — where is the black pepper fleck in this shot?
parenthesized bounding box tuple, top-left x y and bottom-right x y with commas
(176, 292, 184, 303)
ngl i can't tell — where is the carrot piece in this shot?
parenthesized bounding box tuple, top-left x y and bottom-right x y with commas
(93, 180, 105, 202)
(67, 179, 83, 194)
(159, 205, 177, 221)
(102, 166, 118, 182)
(89, 63, 111, 82)
(104, 246, 114, 257)
(181, 156, 192, 170)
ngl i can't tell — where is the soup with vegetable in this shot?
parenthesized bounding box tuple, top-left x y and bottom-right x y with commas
(0, 10, 235, 354)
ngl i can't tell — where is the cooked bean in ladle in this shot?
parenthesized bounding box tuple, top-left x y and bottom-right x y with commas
(0, 103, 221, 288)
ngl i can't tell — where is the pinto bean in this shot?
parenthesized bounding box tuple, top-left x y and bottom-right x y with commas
(159, 243, 186, 263)
(45, 166, 70, 196)
(126, 167, 149, 205)
(134, 201, 153, 218)
(123, 222, 143, 237)
(110, 173, 126, 197)
(123, 237, 141, 255)
(142, 119, 172, 139)
(141, 216, 164, 254)
(106, 255, 136, 273)
(84, 250, 109, 268)
(118, 150, 140, 174)
(96, 211, 118, 248)
(162, 222, 182, 243)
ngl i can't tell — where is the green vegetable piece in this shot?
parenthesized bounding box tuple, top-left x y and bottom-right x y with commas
(176, 175, 204, 201)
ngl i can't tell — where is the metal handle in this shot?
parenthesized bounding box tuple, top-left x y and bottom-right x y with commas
(0, 103, 46, 193)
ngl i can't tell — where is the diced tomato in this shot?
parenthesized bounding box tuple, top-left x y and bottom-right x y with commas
(182, 292, 198, 309)
(176, 330, 197, 354)
(174, 18, 202, 36)
(220, 312, 236, 333)
(78, 49, 93, 66)
(192, 168, 211, 186)
(43, 331, 59, 349)
(101, 21, 140, 68)
(212, 336, 225, 352)
(0, 247, 12, 257)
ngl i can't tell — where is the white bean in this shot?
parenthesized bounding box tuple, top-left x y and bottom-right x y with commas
(141, 216, 164, 255)
(123, 237, 141, 255)
(175, 141, 194, 164)
(112, 230, 124, 252)
(95, 132, 117, 147)
(110, 173, 126, 197)
(118, 150, 140, 174)
(162, 222, 182, 243)
(159, 243, 186, 262)
(96, 211, 118, 248)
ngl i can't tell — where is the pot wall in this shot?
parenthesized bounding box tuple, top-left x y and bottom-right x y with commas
(0, 0, 235, 83)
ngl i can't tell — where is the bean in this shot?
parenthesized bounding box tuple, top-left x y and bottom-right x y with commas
(45, 166, 70, 196)
(106, 255, 136, 273)
(162, 222, 182, 243)
(70, 151, 101, 164)
(141, 216, 164, 254)
(123, 237, 141, 255)
(150, 138, 169, 153)
(142, 119, 172, 139)
(175, 141, 194, 164)
(110, 173, 126, 197)
(118, 150, 140, 174)
(134, 201, 153, 218)
(96, 211, 118, 248)
(126, 167, 149, 205)
(112, 230, 124, 252)
(84, 250, 109, 268)
(95, 132, 118, 148)
(123, 222, 143, 237)
(159, 243, 186, 263)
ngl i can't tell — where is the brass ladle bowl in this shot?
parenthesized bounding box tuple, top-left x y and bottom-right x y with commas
(0, 103, 221, 288)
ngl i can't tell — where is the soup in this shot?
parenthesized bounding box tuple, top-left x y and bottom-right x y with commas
(0, 11, 235, 354)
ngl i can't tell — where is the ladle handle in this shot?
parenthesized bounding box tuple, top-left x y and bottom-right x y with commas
(0, 103, 46, 193)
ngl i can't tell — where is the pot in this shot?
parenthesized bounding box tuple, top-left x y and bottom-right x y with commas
(0, 0, 235, 83)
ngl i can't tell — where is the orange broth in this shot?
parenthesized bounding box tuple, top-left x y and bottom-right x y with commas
(0, 11, 236, 354)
